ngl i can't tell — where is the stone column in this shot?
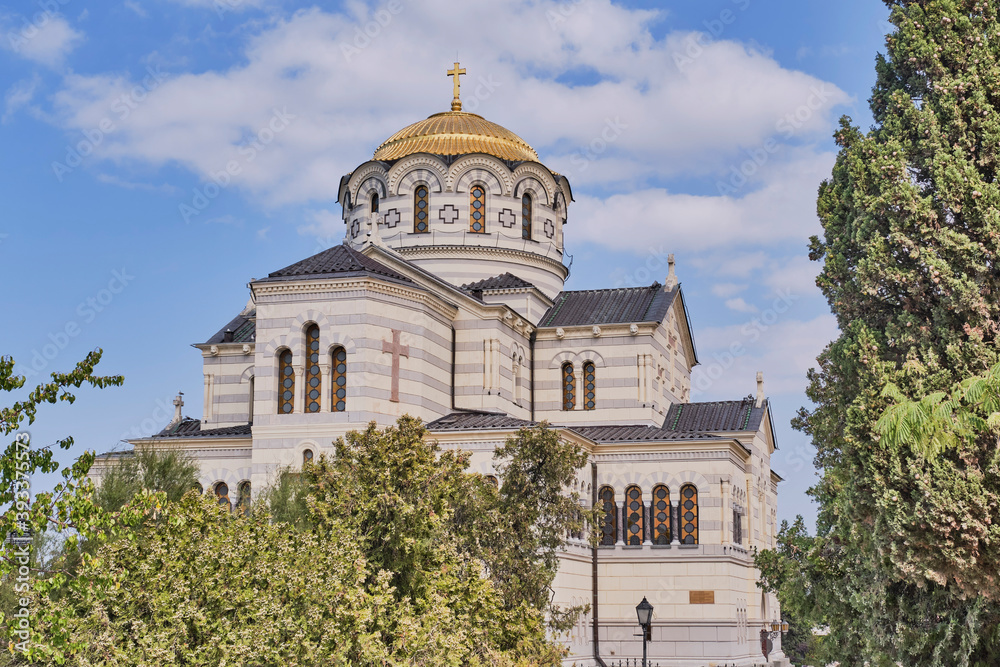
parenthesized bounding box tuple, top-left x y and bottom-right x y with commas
(294, 364, 305, 414)
(202, 373, 213, 424)
(575, 362, 583, 410)
(320, 361, 332, 412)
(616, 502, 625, 546)
(671, 498, 681, 545)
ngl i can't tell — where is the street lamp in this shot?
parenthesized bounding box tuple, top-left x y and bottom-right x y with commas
(635, 597, 654, 667)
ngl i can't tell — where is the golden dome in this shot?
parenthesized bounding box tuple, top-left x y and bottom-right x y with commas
(373, 111, 539, 163)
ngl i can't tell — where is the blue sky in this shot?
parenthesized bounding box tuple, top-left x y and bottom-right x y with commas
(0, 0, 892, 529)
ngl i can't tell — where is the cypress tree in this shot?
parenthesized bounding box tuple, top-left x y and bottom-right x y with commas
(776, 1, 1000, 663)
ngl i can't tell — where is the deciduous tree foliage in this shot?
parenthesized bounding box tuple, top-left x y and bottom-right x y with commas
(757, 2, 1000, 665)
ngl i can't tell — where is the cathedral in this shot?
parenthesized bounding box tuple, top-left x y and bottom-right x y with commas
(121, 65, 789, 666)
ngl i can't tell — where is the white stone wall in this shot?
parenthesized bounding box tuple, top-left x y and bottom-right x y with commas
(197, 345, 255, 428)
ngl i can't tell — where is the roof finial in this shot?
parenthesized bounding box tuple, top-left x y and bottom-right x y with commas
(171, 391, 185, 427)
(756, 372, 765, 408)
(664, 254, 677, 289)
(447, 62, 467, 111)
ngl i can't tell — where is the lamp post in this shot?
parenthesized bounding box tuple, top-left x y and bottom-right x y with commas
(760, 619, 787, 661)
(635, 596, 654, 667)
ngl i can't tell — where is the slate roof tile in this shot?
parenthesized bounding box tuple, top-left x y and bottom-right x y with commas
(205, 309, 256, 345)
(663, 398, 767, 433)
(261, 244, 413, 284)
(426, 412, 537, 431)
(153, 419, 252, 439)
(540, 284, 677, 327)
(462, 273, 535, 292)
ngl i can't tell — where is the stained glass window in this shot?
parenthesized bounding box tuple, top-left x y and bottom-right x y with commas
(237, 481, 251, 516)
(278, 350, 294, 414)
(470, 185, 486, 233)
(599, 486, 617, 546)
(305, 326, 321, 413)
(625, 485, 644, 546)
(370, 192, 379, 213)
(303, 449, 313, 466)
(562, 363, 576, 411)
(680, 484, 699, 544)
(485, 475, 499, 487)
(652, 485, 671, 545)
(215, 482, 230, 511)
(521, 193, 532, 240)
(583, 362, 596, 410)
(414, 185, 429, 233)
(331, 346, 347, 412)
(733, 508, 743, 544)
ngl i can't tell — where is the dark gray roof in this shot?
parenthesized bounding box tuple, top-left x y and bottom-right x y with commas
(567, 425, 719, 443)
(462, 273, 535, 292)
(540, 284, 677, 327)
(205, 309, 256, 345)
(664, 398, 767, 433)
(426, 412, 537, 431)
(152, 419, 252, 439)
(260, 244, 413, 284)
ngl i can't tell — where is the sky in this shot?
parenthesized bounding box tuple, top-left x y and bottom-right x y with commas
(0, 0, 894, 530)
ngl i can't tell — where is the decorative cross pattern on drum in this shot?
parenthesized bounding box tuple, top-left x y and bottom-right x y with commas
(652, 484, 671, 545)
(583, 362, 596, 410)
(625, 485, 644, 545)
(331, 346, 347, 412)
(521, 193, 532, 239)
(599, 486, 617, 546)
(305, 325, 321, 413)
(470, 185, 486, 233)
(278, 349, 294, 414)
(680, 484, 699, 544)
(414, 186, 429, 233)
(562, 362, 576, 411)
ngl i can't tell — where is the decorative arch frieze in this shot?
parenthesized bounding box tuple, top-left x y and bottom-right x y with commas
(388, 156, 448, 195)
(548, 349, 607, 369)
(448, 156, 513, 195)
(348, 163, 390, 203)
(512, 166, 555, 205)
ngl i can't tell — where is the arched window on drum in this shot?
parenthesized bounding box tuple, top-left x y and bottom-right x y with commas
(521, 193, 532, 240)
(331, 346, 347, 412)
(652, 485, 671, 545)
(598, 486, 617, 546)
(305, 325, 321, 413)
(679, 484, 699, 544)
(624, 485, 644, 545)
(414, 184, 430, 233)
(469, 184, 487, 233)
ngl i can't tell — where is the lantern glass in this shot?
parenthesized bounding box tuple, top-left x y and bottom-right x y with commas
(635, 597, 654, 627)
(782, 622, 789, 633)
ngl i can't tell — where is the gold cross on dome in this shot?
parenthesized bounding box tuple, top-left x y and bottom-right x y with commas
(447, 62, 466, 111)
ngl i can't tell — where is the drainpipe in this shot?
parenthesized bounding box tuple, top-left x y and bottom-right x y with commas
(529, 328, 537, 422)
(451, 325, 456, 411)
(592, 461, 608, 666)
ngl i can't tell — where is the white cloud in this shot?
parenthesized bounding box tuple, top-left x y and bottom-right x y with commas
(712, 282, 748, 299)
(3, 14, 84, 68)
(691, 313, 839, 400)
(298, 209, 342, 239)
(3, 76, 40, 123)
(43, 2, 847, 210)
(724, 297, 757, 313)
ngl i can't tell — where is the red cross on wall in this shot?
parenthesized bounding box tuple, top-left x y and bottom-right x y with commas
(382, 329, 410, 403)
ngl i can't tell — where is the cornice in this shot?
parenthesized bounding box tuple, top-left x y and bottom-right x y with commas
(395, 244, 569, 279)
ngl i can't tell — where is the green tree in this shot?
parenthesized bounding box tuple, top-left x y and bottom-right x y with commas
(93, 445, 200, 513)
(759, 1, 1000, 664)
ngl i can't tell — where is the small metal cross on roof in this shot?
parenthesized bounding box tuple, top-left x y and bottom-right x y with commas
(447, 62, 467, 111)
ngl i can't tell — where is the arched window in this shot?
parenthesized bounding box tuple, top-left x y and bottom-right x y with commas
(331, 346, 347, 412)
(485, 475, 499, 487)
(303, 449, 314, 466)
(414, 184, 430, 233)
(652, 485, 671, 545)
(305, 325, 321, 413)
(625, 485, 644, 546)
(278, 350, 294, 414)
(195, 482, 204, 495)
(733, 508, 743, 544)
(583, 362, 596, 410)
(215, 482, 231, 511)
(521, 193, 532, 240)
(562, 362, 576, 411)
(237, 481, 251, 516)
(248, 376, 255, 422)
(470, 184, 486, 233)
(680, 484, 699, 544)
(370, 192, 379, 213)
(599, 486, 617, 546)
